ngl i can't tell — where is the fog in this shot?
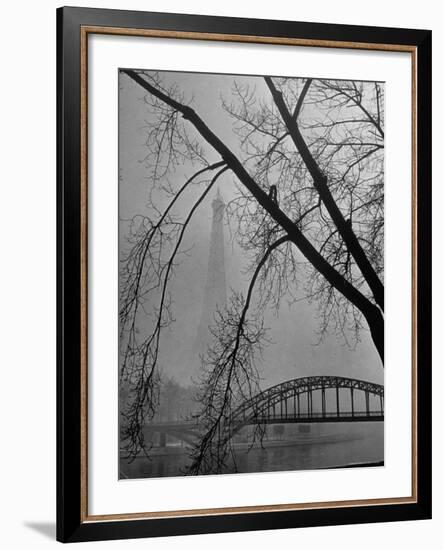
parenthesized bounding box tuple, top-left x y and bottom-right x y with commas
(118, 70, 383, 393)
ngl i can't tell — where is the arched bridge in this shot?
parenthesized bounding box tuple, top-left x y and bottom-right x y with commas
(143, 375, 384, 447)
(232, 375, 384, 425)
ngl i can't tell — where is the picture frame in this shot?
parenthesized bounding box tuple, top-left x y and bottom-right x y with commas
(57, 6, 432, 543)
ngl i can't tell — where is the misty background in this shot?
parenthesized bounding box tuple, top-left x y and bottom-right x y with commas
(119, 70, 382, 399)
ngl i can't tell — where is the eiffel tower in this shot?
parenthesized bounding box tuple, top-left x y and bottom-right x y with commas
(193, 188, 227, 359)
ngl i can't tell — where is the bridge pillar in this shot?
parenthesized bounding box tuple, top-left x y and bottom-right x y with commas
(350, 388, 354, 417)
(336, 387, 340, 417)
(365, 391, 370, 415)
(321, 387, 326, 417)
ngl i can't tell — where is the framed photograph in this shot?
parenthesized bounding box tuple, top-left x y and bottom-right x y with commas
(57, 6, 432, 543)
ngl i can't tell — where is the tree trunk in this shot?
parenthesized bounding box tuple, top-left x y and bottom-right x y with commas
(363, 306, 384, 364)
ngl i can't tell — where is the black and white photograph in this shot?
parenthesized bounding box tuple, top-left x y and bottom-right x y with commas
(118, 69, 385, 479)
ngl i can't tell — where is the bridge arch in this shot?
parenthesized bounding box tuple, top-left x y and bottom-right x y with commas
(230, 376, 384, 429)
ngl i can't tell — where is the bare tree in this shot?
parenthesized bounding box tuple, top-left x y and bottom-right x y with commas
(118, 69, 384, 472)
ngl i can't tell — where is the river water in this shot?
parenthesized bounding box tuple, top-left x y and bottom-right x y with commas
(120, 422, 383, 479)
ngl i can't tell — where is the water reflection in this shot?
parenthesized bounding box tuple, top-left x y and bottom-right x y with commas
(120, 422, 383, 479)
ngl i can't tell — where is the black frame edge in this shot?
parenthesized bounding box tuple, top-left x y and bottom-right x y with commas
(57, 6, 83, 543)
(56, 6, 432, 543)
(415, 29, 432, 521)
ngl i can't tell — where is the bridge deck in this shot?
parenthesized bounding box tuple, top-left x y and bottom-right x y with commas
(248, 413, 384, 424)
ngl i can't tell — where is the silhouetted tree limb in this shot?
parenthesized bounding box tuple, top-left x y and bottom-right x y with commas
(119, 163, 227, 459)
(265, 76, 384, 312)
(123, 69, 384, 361)
(188, 236, 291, 474)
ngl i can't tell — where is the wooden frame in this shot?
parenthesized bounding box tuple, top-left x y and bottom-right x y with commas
(57, 6, 432, 542)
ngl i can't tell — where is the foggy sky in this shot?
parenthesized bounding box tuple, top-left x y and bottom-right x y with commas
(118, 70, 383, 389)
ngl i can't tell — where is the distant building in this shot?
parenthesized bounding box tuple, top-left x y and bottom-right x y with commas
(193, 188, 227, 360)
